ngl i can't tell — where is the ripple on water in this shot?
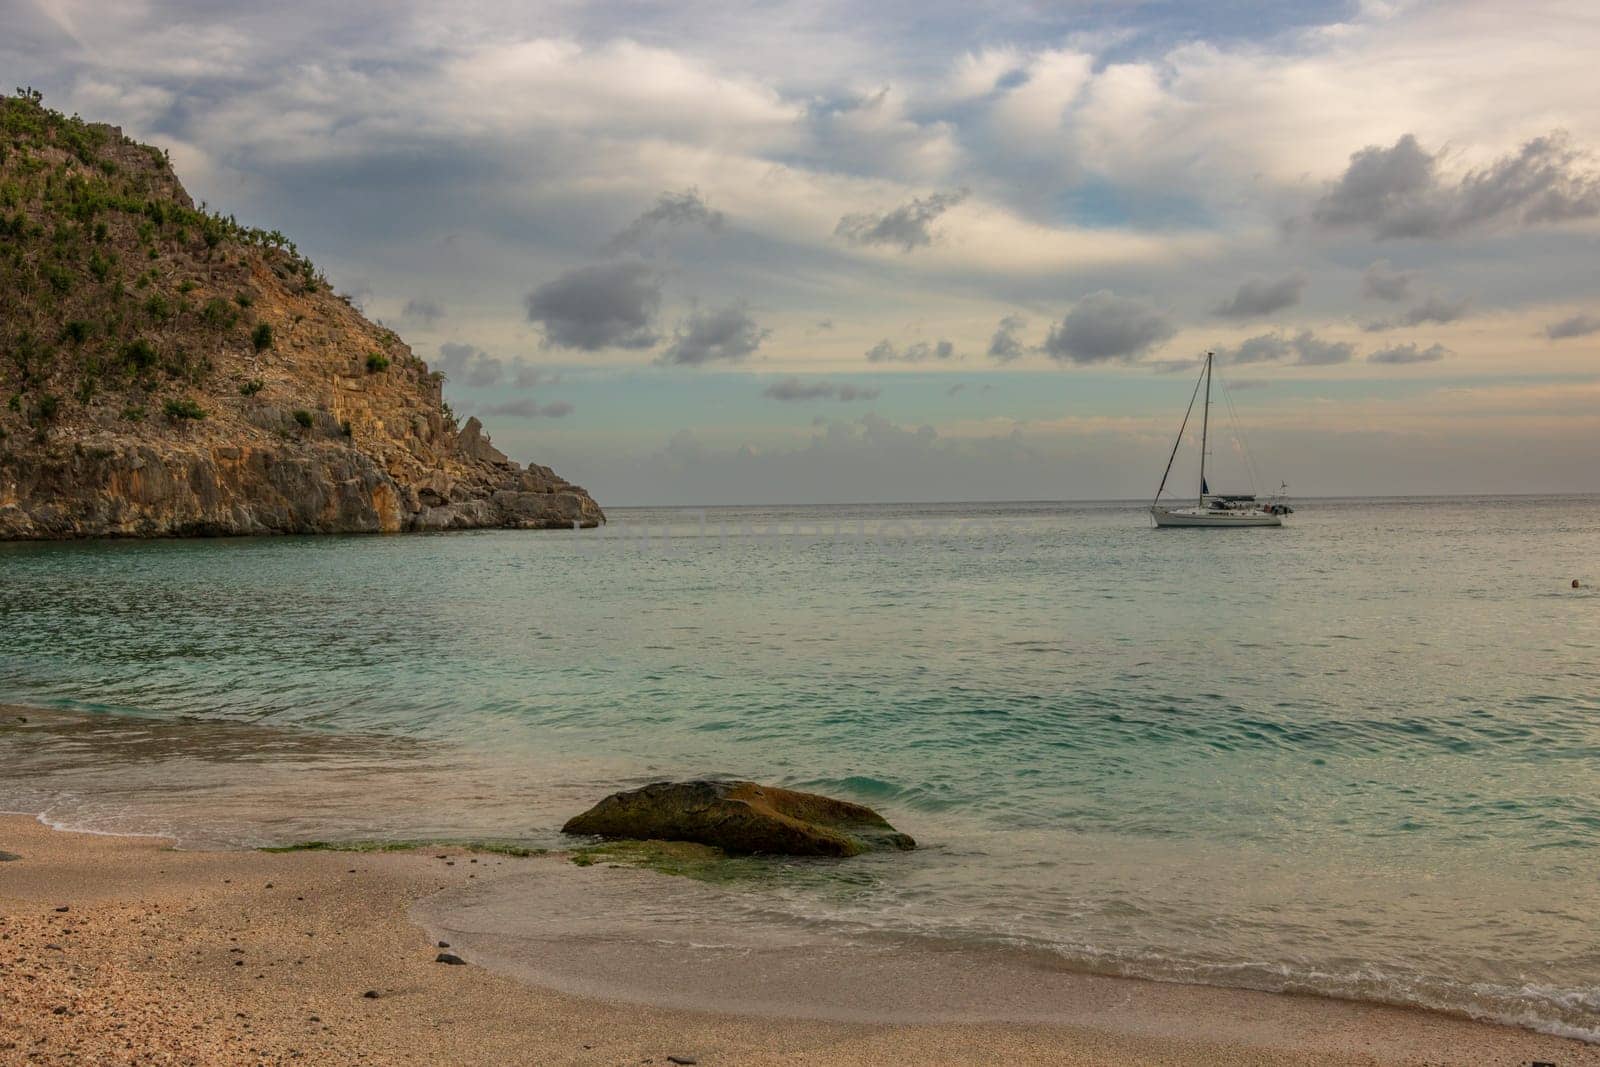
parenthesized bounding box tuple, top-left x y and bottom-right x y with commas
(2, 496, 1600, 1038)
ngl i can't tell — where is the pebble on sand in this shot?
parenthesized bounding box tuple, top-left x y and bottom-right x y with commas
(435, 952, 466, 965)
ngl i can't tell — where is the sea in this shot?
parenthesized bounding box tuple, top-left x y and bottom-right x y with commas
(2, 496, 1598, 1039)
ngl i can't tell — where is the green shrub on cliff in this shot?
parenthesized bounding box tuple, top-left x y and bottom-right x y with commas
(162, 397, 205, 421)
(252, 322, 273, 351)
(365, 352, 389, 373)
(292, 408, 313, 428)
(202, 297, 237, 328)
(121, 338, 157, 371)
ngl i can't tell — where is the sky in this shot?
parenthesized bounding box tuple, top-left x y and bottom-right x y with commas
(5, 0, 1599, 504)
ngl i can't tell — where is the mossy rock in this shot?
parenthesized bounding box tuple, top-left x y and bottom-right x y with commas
(562, 780, 915, 858)
(568, 839, 758, 882)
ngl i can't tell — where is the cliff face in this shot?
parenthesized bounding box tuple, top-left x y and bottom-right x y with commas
(0, 93, 602, 539)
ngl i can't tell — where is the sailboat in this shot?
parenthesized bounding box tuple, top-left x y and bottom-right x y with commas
(1150, 351, 1291, 528)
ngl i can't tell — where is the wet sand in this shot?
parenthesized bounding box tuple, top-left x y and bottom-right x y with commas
(1, 815, 1594, 1066)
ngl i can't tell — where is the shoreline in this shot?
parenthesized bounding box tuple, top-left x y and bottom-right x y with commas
(3, 816, 1596, 1066)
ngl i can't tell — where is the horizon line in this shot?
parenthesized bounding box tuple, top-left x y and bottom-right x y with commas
(604, 491, 1600, 510)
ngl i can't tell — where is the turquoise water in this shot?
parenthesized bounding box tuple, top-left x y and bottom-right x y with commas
(3, 497, 1599, 1037)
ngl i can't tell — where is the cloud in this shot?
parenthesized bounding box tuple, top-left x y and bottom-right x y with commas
(1216, 331, 1354, 366)
(1361, 260, 1418, 302)
(987, 314, 1028, 362)
(480, 399, 575, 417)
(865, 338, 956, 363)
(1362, 294, 1471, 332)
(402, 297, 445, 325)
(660, 302, 769, 365)
(1545, 313, 1600, 340)
(1313, 131, 1600, 239)
(434, 342, 503, 386)
(1287, 331, 1355, 366)
(1368, 342, 1450, 365)
(1214, 275, 1305, 318)
(1217, 334, 1293, 365)
(763, 378, 880, 402)
(1043, 291, 1174, 364)
(949, 47, 1025, 101)
(806, 86, 960, 181)
(513, 365, 562, 389)
(605, 187, 726, 251)
(524, 261, 662, 351)
(835, 189, 968, 251)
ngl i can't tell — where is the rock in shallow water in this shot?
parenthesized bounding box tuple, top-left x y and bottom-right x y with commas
(562, 780, 915, 858)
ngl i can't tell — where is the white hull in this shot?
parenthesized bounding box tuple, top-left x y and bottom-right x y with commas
(1150, 505, 1282, 528)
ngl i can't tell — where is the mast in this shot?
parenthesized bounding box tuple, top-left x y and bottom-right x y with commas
(1198, 351, 1212, 505)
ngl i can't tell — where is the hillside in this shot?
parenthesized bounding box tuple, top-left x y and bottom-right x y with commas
(0, 90, 602, 538)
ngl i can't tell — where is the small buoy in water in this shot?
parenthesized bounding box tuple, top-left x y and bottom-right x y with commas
(1574, 579, 1583, 589)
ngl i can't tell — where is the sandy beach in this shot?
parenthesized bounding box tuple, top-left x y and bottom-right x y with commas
(2, 815, 1594, 1066)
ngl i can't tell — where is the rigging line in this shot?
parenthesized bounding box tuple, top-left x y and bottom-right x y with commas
(1153, 357, 1206, 504)
(1216, 365, 1260, 495)
(1213, 361, 1264, 495)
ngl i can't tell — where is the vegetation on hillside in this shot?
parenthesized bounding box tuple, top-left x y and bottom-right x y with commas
(0, 88, 337, 439)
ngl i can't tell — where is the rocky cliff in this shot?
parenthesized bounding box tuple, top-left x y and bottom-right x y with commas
(0, 91, 602, 539)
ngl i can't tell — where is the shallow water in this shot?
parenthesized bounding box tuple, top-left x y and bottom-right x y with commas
(2, 497, 1598, 1038)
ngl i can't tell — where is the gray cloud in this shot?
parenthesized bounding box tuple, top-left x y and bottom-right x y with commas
(763, 378, 880, 402)
(525, 261, 662, 351)
(1287, 331, 1354, 365)
(435, 342, 504, 386)
(1544, 313, 1600, 340)
(1368, 342, 1449, 364)
(1361, 260, 1418, 302)
(513, 365, 562, 389)
(987, 314, 1028, 362)
(402, 296, 445, 324)
(1216, 331, 1354, 366)
(835, 189, 968, 251)
(1362, 293, 1471, 332)
(1218, 334, 1293, 364)
(480, 399, 575, 418)
(605, 187, 726, 252)
(660, 302, 769, 365)
(1402, 294, 1470, 326)
(1214, 275, 1305, 318)
(865, 338, 956, 363)
(1314, 131, 1600, 239)
(1044, 291, 1175, 364)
